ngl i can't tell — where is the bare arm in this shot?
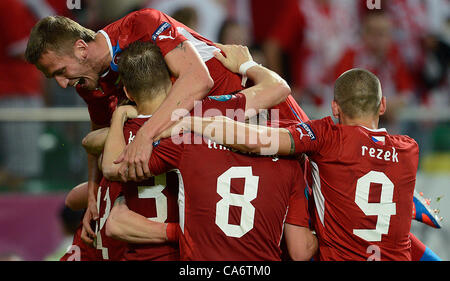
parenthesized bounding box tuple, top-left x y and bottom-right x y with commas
(156, 44, 291, 141)
(240, 65, 291, 117)
(151, 41, 214, 131)
(115, 41, 213, 182)
(177, 116, 294, 156)
(284, 223, 318, 261)
(65, 182, 88, 211)
(213, 43, 291, 116)
(81, 127, 109, 156)
(101, 106, 138, 181)
(105, 197, 172, 244)
(81, 121, 106, 245)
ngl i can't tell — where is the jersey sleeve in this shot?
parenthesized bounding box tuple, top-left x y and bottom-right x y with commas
(192, 93, 247, 120)
(149, 138, 184, 175)
(285, 164, 309, 228)
(286, 117, 334, 156)
(105, 8, 187, 57)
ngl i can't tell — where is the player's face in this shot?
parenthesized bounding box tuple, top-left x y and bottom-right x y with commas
(37, 50, 100, 91)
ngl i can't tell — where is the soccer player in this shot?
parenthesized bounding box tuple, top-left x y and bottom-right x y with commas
(61, 181, 128, 261)
(64, 125, 180, 261)
(62, 131, 128, 261)
(178, 69, 427, 261)
(62, 42, 303, 261)
(99, 41, 317, 261)
(24, 9, 310, 244)
(61, 182, 102, 261)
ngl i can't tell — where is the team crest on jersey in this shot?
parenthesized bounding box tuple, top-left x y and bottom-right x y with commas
(296, 123, 316, 140)
(152, 22, 172, 42)
(209, 95, 233, 102)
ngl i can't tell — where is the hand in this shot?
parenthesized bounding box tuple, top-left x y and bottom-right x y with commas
(81, 196, 98, 246)
(114, 105, 138, 121)
(114, 130, 153, 182)
(213, 43, 253, 74)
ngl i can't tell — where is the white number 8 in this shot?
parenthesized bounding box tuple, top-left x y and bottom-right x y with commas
(353, 171, 396, 242)
(215, 167, 259, 238)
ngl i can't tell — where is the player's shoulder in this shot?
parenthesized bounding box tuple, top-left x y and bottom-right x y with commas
(123, 117, 149, 138)
(98, 177, 123, 196)
(118, 8, 162, 20)
(286, 117, 335, 147)
(195, 92, 246, 116)
(121, 8, 167, 25)
(137, 8, 164, 16)
(272, 156, 304, 187)
(388, 133, 419, 152)
(103, 8, 160, 31)
(125, 116, 149, 128)
(300, 116, 336, 137)
(289, 116, 334, 129)
(204, 92, 245, 104)
(310, 116, 335, 127)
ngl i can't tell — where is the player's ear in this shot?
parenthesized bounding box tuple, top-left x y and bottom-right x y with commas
(378, 96, 387, 116)
(73, 39, 88, 61)
(123, 86, 134, 102)
(331, 100, 340, 119)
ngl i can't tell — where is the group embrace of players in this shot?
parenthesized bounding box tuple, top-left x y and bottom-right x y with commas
(25, 8, 442, 261)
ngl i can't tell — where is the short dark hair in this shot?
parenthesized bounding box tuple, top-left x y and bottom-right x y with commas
(118, 41, 171, 102)
(334, 68, 382, 118)
(60, 205, 84, 234)
(25, 16, 96, 65)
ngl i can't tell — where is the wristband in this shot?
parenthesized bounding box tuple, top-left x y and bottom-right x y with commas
(239, 60, 259, 76)
(239, 60, 259, 87)
(166, 222, 180, 243)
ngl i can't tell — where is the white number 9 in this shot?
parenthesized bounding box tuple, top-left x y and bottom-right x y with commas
(353, 171, 396, 242)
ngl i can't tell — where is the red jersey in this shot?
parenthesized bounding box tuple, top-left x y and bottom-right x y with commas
(287, 117, 419, 261)
(93, 178, 127, 261)
(124, 94, 310, 261)
(120, 125, 180, 261)
(60, 178, 126, 261)
(60, 224, 100, 261)
(76, 8, 308, 126)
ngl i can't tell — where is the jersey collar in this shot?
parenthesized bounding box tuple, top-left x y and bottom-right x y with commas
(137, 114, 152, 119)
(98, 30, 113, 59)
(97, 30, 113, 78)
(360, 125, 387, 133)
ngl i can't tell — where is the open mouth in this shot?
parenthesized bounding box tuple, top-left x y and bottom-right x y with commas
(72, 78, 86, 87)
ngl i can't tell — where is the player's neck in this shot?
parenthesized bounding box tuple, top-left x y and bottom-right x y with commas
(341, 115, 379, 130)
(91, 32, 113, 74)
(136, 92, 167, 116)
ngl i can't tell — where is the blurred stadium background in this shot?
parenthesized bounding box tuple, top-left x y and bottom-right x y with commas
(0, 0, 449, 261)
